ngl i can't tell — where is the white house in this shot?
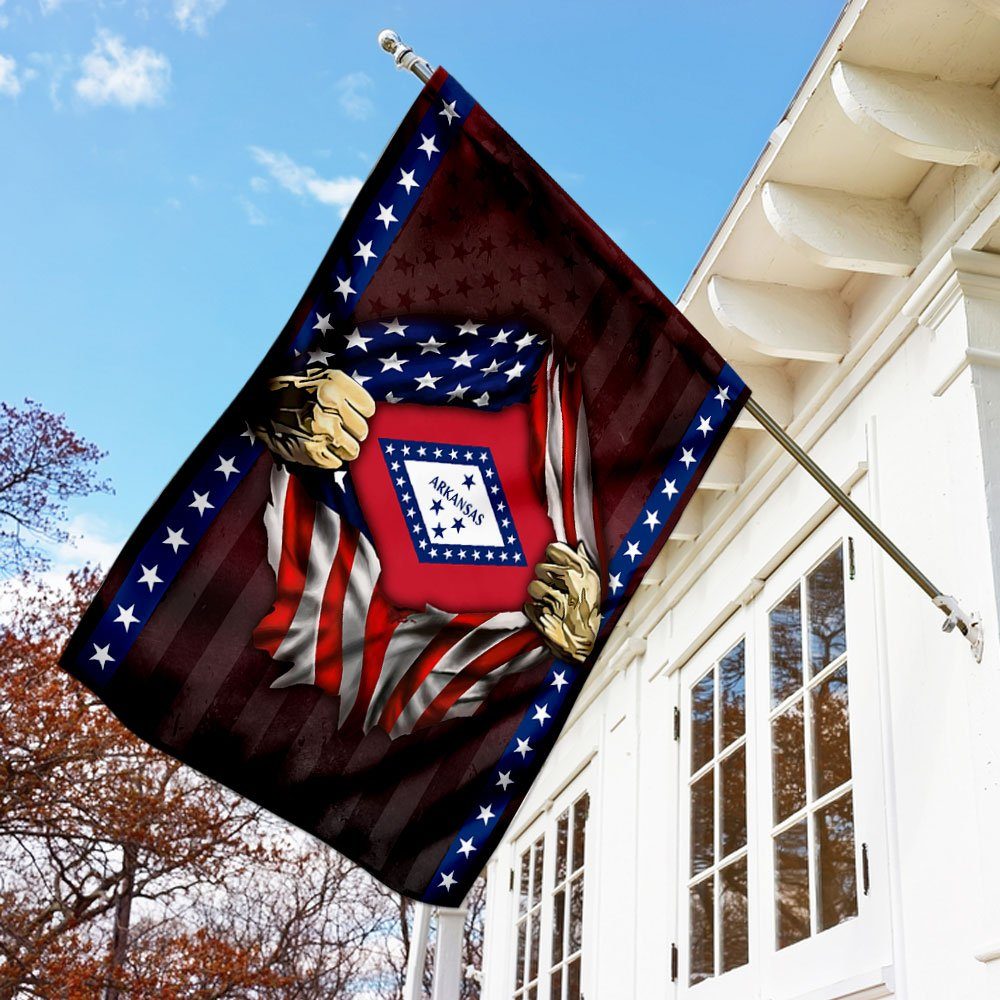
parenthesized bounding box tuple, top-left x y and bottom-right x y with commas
(478, 1, 1000, 997)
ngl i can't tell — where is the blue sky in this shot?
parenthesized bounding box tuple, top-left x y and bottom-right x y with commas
(0, 0, 845, 568)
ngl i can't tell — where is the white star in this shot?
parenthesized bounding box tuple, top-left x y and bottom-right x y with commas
(439, 871, 457, 891)
(385, 391, 401, 404)
(608, 572, 623, 595)
(551, 670, 568, 691)
(216, 456, 239, 480)
(480, 358, 501, 375)
(415, 371, 441, 390)
(335, 276, 355, 300)
(350, 370, 371, 386)
(308, 347, 334, 365)
(313, 313, 333, 334)
(355, 241, 376, 266)
(114, 605, 139, 632)
(189, 491, 213, 516)
(505, 360, 526, 382)
(458, 837, 477, 859)
(451, 350, 476, 369)
(419, 335, 443, 354)
(515, 738, 532, 759)
(447, 383, 469, 401)
(439, 99, 459, 124)
(680, 448, 697, 469)
(625, 540, 642, 562)
(138, 564, 162, 591)
(473, 392, 490, 408)
(397, 168, 419, 194)
(514, 332, 536, 352)
(476, 804, 495, 825)
(376, 202, 397, 229)
(382, 318, 408, 336)
(532, 703, 551, 725)
(90, 643, 113, 669)
(490, 328, 511, 345)
(497, 770, 514, 790)
(662, 479, 678, 499)
(715, 384, 731, 406)
(344, 327, 371, 351)
(697, 416, 713, 437)
(334, 470, 348, 491)
(380, 352, 407, 373)
(418, 132, 439, 158)
(163, 527, 188, 553)
(643, 509, 661, 531)
(241, 424, 256, 444)
(457, 319, 482, 336)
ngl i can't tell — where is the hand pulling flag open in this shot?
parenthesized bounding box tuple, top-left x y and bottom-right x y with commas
(62, 68, 749, 903)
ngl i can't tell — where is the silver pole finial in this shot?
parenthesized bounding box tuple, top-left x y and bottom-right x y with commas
(377, 29, 433, 84)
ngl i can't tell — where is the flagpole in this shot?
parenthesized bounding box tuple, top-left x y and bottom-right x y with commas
(374, 29, 984, 662)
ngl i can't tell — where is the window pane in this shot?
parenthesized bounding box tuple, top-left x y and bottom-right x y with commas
(721, 858, 749, 974)
(691, 770, 715, 876)
(531, 837, 545, 906)
(689, 876, 715, 985)
(812, 662, 852, 798)
(721, 745, 747, 857)
(550, 969, 562, 1000)
(528, 988, 537, 1000)
(571, 794, 589, 873)
(552, 888, 565, 962)
(555, 810, 569, 884)
(816, 793, 858, 932)
(529, 912, 540, 982)
(518, 853, 530, 916)
(770, 586, 803, 706)
(775, 820, 810, 950)
(772, 700, 806, 824)
(720, 640, 746, 748)
(691, 671, 715, 772)
(808, 547, 846, 673)
(567, 958, 581, 1000)
(516, 921, 526, 987)
(569, 874, 584, 953)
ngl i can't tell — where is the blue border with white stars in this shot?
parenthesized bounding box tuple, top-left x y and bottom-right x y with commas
(421, 364, 748, 904)
(69, 74, 477, 687)
(379, 437, 526, 567)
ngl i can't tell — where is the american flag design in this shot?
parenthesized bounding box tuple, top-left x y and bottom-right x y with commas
(63, 69, 749, 903)
(253, 316, 596, 741)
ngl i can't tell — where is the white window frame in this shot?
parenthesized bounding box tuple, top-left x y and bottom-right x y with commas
(508, 768, 593, 1000)
(675, 513, 892, 998)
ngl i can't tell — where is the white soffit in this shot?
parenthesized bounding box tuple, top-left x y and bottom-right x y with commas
(832, 61, 1000, 167)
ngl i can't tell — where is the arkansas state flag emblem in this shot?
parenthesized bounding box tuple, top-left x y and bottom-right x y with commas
(63, 69, 749, 904)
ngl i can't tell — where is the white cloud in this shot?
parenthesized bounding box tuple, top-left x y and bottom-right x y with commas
(249, 175, 268, 193)
(0, 53, 20, 96)
(238, 194, 266, 226)
(335, 70, 374, 121)
(172, 0, 226, 35)
(249, 146, 363, 217)
(38, 0, 64, 14)
(75, 30, 170, 109)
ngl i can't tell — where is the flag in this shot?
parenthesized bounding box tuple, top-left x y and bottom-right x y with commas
(62, 69, 749, 904)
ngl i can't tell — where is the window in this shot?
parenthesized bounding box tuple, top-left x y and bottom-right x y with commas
(549, 794, 588, 1000)
(677, 525, 891, 995)
(511, 783, 590, 1000)
(768, 545, 857, 949)
(687, 640, 749, 985)
(513, 834, 544, 1000)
